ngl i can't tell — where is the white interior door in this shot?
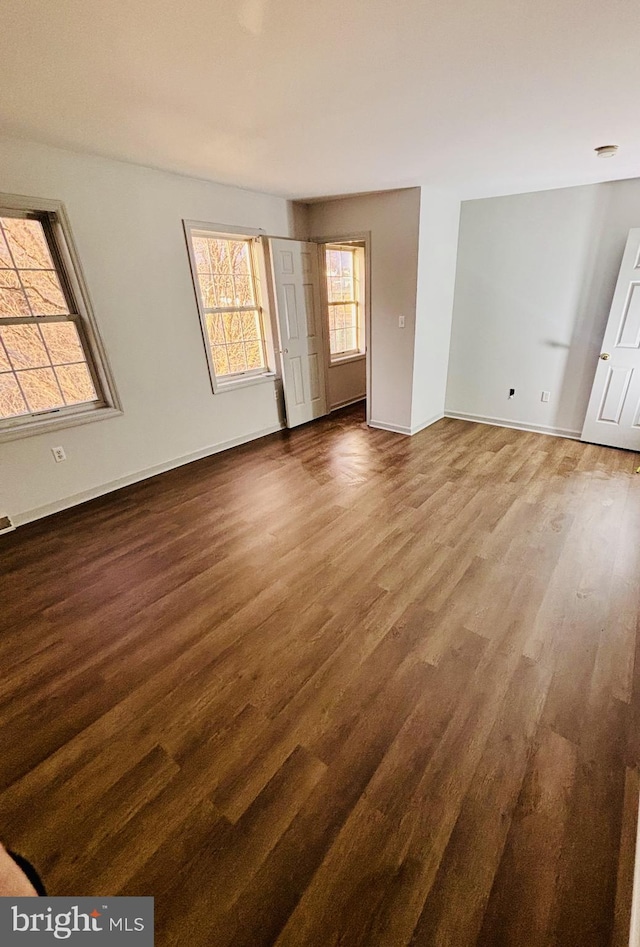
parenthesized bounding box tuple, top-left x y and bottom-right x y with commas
(269, 238, 328, 428)
(581, 228, 640, 450)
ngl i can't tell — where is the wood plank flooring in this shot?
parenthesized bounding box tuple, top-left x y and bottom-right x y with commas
(1, 404, 640, 945)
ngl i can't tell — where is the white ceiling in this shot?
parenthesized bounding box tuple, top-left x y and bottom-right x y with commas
(1, 0, 639, 201)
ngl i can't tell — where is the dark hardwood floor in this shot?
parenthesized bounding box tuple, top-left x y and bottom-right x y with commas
(1, 404, 640, 945)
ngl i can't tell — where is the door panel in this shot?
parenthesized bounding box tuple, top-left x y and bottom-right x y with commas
(269, 238, 328, 428)
(616, 283, 640, 347)
(303, 284, 316, 336)
(581, 228, 640, 449)
(598, 366, 633, 423)
(283, 283, 299, 339)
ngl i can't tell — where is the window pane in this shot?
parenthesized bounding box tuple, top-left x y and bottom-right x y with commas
(210, 239, 230, 272)
(333, 329, 346, 354)
(223, 312, 243, 343)
(40, 322, 85, 364)
(228, 241, 250, 275)
(245, 340, 264, 370)
(21, 269, 69, 315)
(0, 270, 29, 317)
(245, 342, 263, 370)
(198, 274, 216, 308)
(328, 278, 343, 303)
(328, 302, 358, 355)
(340, 251, 353, 276)
(54, 363, 97, 405)
(204, 309, 266, 378)
(0, 339, 10, 372)
(233, 275, 253, 306)
(227, 342, 246, 374)
(344, 326, 358, 351)
(2, 218, 54, 269)
(18, 367, 63, 412)
(205, 313, 225, 346)
(241, 311, 260, 340)
(212, 273, 234, 307)
(0, 230, 12, 268)
(212, 345, 230, 376)
(343, 303, 357, 329)
(0, 373, 28, 418)
(1, 324, 49, 369)
(327, 250, 340, 277)
(192, 237, 211, 273)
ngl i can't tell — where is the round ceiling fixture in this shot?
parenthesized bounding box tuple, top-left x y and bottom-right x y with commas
(595, 144, 619, 158)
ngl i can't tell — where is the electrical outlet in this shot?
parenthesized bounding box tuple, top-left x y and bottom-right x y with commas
(398, 316, 405, 328)
(541, 391, 550, 403)
(51, 446, 66, 463)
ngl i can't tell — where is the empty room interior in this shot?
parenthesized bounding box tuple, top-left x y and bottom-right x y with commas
(2, 0, 640, 944)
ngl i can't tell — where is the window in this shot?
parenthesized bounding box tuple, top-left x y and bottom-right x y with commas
(0, 199, 119, 438)
(324, 244, 365, 361)
(184, 224, 272, 391)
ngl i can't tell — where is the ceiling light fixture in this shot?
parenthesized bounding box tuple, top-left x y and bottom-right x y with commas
(595, 144, 619, 158)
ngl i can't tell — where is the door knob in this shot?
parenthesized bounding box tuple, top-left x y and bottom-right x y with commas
(600, 353, 611, 360)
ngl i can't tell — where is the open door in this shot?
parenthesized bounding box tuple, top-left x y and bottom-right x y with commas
(581, 228, 640, 450)
(269, 238, 328, 428)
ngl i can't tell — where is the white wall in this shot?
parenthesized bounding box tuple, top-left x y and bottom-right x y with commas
(0, 138, 295, 524)
(411, 188, 460, 432)
(308, 189, 421, 431)
(446, 178, 640, 436)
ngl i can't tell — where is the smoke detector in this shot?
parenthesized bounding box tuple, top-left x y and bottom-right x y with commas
(595, 144, 619, 158)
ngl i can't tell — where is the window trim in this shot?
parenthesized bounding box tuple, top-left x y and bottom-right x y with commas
(183, 220, 277, 395)
(323, 243, 366, 364)
(0, 193, 122, 442)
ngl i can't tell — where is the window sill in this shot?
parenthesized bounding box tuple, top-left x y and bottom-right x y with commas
(215, 372, 277, 394)
(330, 353, 366, 367)
(0, 405, 123, 443)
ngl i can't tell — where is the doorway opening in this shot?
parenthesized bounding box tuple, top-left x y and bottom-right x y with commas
(267, 233, 370, 429)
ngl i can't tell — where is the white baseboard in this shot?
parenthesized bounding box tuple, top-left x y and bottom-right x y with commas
(369, 412, 444, 436)
(330, 395, 366, 412)
(368, 419, 412, 436)
(444, 410, 582, 441)
(11, 422, 284, 528)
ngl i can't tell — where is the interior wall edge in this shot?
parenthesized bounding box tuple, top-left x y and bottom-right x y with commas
(409, 411, 445, 435)
(368, 412, 444, 435)
(368, 419, 412, 436)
